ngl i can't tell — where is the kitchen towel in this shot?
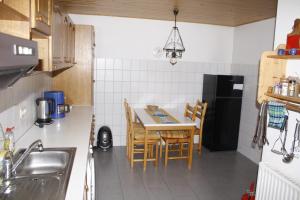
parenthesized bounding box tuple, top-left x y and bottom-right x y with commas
(267, 101, 287, 130)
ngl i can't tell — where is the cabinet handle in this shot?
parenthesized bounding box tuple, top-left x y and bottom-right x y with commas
(85, 185, 89, 192)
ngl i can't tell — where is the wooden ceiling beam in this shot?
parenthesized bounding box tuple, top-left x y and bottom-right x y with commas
(55, 0, 277, 27)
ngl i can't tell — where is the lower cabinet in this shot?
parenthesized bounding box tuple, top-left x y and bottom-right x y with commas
(84, 115, 96, 200)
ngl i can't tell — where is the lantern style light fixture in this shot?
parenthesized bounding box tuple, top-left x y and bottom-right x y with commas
(163, 8, 185, 65)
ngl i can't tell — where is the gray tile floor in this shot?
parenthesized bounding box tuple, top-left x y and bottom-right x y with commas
(94, 147, 258, 200)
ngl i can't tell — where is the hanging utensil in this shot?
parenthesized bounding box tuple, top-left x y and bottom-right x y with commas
(294, 121, 300, 153)
(271, 132, 285, 155)
(282, 119, 299, 163)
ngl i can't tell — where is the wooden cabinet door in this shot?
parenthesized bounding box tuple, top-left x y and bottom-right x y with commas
(31, 0, 52, 35)
(63, 15, 69, 63)
(36, 0, 50, 25)
(68, 23, 75, 63)
(53, 25, 94, 105)
(52, 6, 64, 65)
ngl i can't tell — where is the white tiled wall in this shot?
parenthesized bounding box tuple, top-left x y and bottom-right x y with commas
(0, 72, 52, 146)
(94, 58, 231, 146)
(231, 63, 261, 163)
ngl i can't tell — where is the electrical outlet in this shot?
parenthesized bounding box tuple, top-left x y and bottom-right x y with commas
(19, 106, 27, 119)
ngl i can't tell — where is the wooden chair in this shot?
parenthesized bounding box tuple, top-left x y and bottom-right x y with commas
(126, 103, 160, 168)
(193, 100, 208, 154)
(160, 103, 196, 166)
(124, 99, 144, 160)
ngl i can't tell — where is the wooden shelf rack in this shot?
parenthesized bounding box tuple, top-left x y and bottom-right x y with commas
(257, 45, 300, 113)
(264, 93, 300, 112)
(267, 55, 300, 59)
(265, 93, 300, 104)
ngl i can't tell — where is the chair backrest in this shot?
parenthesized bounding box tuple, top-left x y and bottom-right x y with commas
(124, 98, 129, 126)
(184, 103, 196, 121)
(194, 100, 208, 129)
(125, 101, 135, 136)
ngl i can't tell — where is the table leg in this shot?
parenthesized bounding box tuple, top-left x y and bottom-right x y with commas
(188, 127, 195, 170)
(143, 129, 148, 172)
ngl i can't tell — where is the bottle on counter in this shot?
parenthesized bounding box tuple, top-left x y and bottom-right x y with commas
(3, 127, 15, 152)
(280, 77, 289, 96)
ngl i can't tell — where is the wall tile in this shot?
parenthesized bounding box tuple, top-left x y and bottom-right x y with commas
(0, 73, 51, 144)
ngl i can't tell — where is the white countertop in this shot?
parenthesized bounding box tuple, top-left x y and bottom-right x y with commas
(16, 106, 93, 200)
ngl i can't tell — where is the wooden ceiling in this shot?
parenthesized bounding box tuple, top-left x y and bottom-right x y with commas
(55, 0, 277, 27)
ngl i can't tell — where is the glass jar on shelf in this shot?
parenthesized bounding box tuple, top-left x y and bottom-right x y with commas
(273, 82, 281, 95)
(280, 77, 289, 96)
(289, 80, 296, 97)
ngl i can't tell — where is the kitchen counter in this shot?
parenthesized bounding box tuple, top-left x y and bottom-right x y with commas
(16, 106, 93, 200)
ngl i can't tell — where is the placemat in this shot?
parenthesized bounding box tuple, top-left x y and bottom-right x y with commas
(145, 108, 179, 124)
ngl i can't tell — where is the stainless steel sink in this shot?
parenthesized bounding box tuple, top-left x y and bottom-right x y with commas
(16, 150, 70, 175)
(0, 147, 76, 200)
(1, 176, 61, 200)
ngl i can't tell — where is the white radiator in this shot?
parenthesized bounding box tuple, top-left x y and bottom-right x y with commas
(256, 162, 300, 200)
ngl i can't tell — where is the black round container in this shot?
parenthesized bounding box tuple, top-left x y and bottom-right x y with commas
(97, 126, 113, 151)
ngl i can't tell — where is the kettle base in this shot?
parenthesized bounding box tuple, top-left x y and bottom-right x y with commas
(35, 118, 53, 128)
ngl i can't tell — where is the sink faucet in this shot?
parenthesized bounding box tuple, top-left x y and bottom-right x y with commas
(2, 139, 44, 179)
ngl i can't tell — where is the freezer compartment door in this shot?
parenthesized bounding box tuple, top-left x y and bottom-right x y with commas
(216, 75, 244, 98)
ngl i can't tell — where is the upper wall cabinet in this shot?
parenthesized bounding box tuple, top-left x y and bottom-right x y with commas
(65, 16, 75, 64)
(31, 0, 52, 35)
(33, 4, 75, 72)
(0, 0, 30, 39)
(49, 6, 75, 71)
(0, 0, 75, 72)
(52, 6, 65, 66)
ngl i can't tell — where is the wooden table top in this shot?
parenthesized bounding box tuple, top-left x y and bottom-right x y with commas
(134, 108, 196, 127)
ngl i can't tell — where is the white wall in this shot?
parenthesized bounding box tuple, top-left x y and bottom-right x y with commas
(232, 18, 275, 65)
(232, 18, 276, 163)
(70, 14, 234, 63)
(274, 0, 300, 48)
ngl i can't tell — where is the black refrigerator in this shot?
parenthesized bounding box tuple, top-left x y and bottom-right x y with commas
(202, 74, 244, 151)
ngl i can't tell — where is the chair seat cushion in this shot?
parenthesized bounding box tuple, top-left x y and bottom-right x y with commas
(134, 131, 160, 140)
(161, 131, 189, 139)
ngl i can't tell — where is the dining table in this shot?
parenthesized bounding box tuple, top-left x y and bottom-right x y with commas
(134, 107, 196, 171)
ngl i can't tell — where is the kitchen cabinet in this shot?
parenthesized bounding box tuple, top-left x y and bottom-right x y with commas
(52, 5, 65, 66)
(30, 0, 52, 35)
(0, 0, 30, 39)
(34, 5, 75, 71)
(257, 44, 300, 112)
(2, 0, 30, 17)
(53, 25, 95, 105)
(83, 115, 96, 200)
(64, 15, 75, 64)
(0, 0, 75, 71)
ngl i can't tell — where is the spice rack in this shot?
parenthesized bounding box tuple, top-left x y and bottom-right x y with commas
(257, 44, 300, 112)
